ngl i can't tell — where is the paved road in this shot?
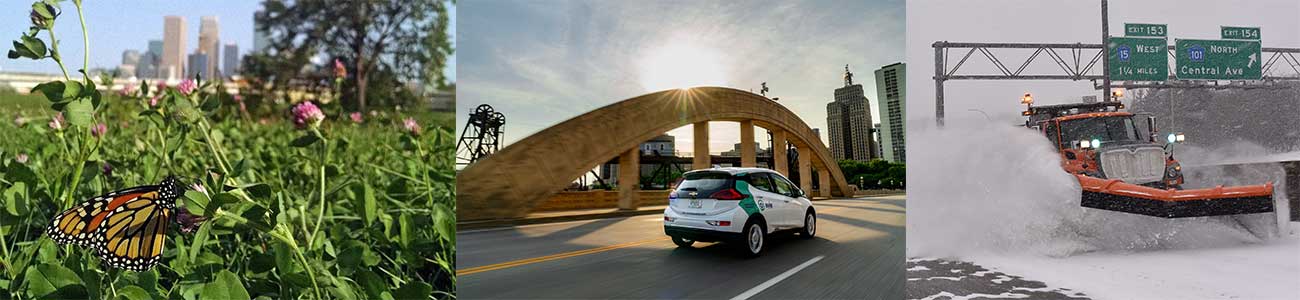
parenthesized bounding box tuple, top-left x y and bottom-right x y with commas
(457, 195, 906, 299)
(906, 259, 1089, 300)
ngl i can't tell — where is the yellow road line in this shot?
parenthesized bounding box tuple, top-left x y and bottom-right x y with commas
(458, 237, 667, 275)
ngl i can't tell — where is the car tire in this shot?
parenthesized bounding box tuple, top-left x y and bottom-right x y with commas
(740, 221, 765, 258)
(798, 211, 816, 239)
(671, 236, 695, 248)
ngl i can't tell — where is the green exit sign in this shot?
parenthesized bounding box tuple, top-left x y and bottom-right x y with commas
(1125, 23, 1167, 37)
(1109, 37, 1168, 81)
(1175, 39, 1262, 80)
(1221, 26, 1260, 40)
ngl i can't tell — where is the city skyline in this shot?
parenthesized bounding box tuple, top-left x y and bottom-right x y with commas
(0, 1, 457, 82)
(459, 0, 904, 153)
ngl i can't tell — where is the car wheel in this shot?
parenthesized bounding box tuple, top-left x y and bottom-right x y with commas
(740, 222, 765, 257)
(671, 236, 695, 248)
(799, 211, 816, 239)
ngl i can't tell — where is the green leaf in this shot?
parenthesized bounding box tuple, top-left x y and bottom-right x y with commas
(355, 270, 390, 300)
(337, 241, 379, 268)
(207, 192, 238, 216)
(23, 263, 86, 299)
(362, 183, 376, 225)
(4, 162, 38, 186)
(183, 190, 210, 215)
(63, 80, 83, 98)
(31, 2, 54, 19)
(188, 221, 213, 263)
(239, 183, 272, 198)
(9, 41, 35, 59)
(392, 282, 431, 300)
(31, 80, 65, 102)
(63, 98, 93, 127)
(200, 95, 221, 112)
(290, 133, 319, 147)
(115, 285, 151, 300)
(21, 35, 47, 58)
(200, 270, 249, 300)
(398, 213, 412, 248)
(434, 203, 455, 244)
(4, 182, 29, 216)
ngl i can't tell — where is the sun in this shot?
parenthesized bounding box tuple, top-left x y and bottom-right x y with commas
(637, 42, 727, 92)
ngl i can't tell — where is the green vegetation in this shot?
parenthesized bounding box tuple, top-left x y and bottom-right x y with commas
(838, 159, 905, 190)
(2, 1, 456, 299)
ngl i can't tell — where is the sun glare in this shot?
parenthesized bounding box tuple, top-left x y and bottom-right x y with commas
(637, 42, 727, 92)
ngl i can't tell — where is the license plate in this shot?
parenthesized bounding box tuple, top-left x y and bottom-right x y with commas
(688, 200, 702, 209)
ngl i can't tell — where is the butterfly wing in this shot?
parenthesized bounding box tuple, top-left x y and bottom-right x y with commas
(93, 192, 172, 271)
(46, 186, 157, 246)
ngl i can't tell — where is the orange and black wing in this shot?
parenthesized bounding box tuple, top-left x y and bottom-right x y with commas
(92, 192, 172, 271)
(46, 186, 157, 246)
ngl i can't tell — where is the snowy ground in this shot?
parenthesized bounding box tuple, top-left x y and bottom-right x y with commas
(968, 222, 1299, 300)
(908, 122, 1300, 299)
(909, 223, 1299, 300)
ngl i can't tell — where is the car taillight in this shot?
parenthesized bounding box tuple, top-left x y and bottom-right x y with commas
(664, 216, 675, 222)
(706, 220, 731, 226)
(710, 188, 745, 200)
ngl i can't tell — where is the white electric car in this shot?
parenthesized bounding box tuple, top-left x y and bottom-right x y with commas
(663, 167, 816, 257)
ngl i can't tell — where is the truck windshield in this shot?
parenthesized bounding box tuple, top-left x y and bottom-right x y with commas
(1059, 116, 1142, 147)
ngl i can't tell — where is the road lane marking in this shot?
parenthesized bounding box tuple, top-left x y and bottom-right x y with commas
(457, 237, 666, 275)
(729, 255, 825, 300)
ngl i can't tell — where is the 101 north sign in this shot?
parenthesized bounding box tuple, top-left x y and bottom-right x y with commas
(1174, 39, 1262, 80)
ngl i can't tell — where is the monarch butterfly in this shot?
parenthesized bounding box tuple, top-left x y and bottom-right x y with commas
(45, 176, 185, 271)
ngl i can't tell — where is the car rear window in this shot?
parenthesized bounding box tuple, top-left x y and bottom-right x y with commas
(676, 172, 733, 198)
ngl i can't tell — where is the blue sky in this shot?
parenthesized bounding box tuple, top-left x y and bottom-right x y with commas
(458, 0, 905, 151)
(0, 1, 455, 82)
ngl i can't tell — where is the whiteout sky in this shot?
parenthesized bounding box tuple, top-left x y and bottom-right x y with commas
(906, 0, 1300, 130)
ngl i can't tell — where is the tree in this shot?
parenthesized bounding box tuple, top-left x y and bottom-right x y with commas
(255, 0, 453, 111)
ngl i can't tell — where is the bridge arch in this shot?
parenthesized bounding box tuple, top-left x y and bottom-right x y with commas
(457, 87, 854, 220)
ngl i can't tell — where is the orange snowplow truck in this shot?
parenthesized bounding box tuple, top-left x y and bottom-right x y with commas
(1024, 100, 1275, 218)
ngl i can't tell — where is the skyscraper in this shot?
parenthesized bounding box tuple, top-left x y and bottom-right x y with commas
(187, 53, 209, 79)
(222, 43, 240, 77)
(198, 16, 221, 79)
(826, 65, 876, 162)
(875, 62, 906, 163)
(147, 40, 164, 58)
(138, 40, 163, 79)
(162, 16, 186, 80)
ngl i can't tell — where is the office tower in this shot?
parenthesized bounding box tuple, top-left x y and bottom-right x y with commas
(162, 16, 186, 80)
(198, 16, 221, 79)
(223, 43, 239, 77)
(875, 62, 906, 163)
(826, 65, 876, 162)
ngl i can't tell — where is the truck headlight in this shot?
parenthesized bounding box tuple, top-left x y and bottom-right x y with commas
(1079, 140, 1091, 148)
(1091, 139, 1101, 148)
(1167, 133, 1177, 143)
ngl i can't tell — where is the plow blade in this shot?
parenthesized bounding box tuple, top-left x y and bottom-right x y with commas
(1077, 175, 1276, 218)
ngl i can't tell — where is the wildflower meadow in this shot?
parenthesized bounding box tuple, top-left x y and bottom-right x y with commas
(1, 1, 456, 299)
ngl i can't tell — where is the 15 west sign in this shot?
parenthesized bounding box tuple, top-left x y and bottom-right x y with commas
(1109, 37, 1168, 81)
(1175, 39, 1261, 80)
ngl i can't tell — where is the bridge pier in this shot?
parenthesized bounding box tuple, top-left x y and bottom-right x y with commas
(818, 167, 832, 198)
(798, 144, 813, 195)
(693, 122, 710, 170)
(740, 120, 756, 167)
(618, 148, 640, 210)
(772, 129, 788, 175)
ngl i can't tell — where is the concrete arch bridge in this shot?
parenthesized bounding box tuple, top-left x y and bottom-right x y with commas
(458, 87, 853, 221)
